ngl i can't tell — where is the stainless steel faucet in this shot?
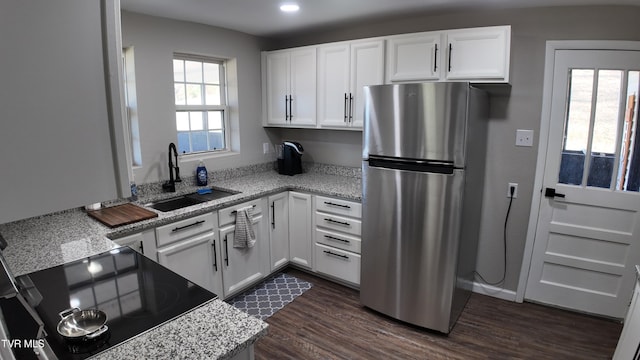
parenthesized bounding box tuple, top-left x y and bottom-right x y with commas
(162, 142, 182, 192)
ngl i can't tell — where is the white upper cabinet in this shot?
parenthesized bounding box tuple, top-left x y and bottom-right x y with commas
(444, 26, 511, 82)
(317, 39, 385, 129)
(264, 47, 316, 127)
(261, 25, 511, 132)
(385, 26, 511, 84)
(386, 32, 443, 82)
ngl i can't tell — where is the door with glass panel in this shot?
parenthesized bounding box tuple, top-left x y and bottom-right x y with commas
(525, 50, 640, 318)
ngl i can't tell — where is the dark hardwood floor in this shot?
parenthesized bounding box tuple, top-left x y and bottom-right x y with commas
(255, 269, 622, 359)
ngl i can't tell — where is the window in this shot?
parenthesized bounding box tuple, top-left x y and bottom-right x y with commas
(173, 55, 228, 154)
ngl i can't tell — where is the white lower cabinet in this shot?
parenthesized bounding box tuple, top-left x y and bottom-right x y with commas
(614, 273, 640, 359)
(313, 195, 362, 286)
(269, 192, 290, 271)
(111, 229, 156, 260)
(157, 230, 223, 297)
(218, 199, 270, 298)
(154, 213, 223, 297)
(314, 243, 361, 285)
(289, 192, 313, 269)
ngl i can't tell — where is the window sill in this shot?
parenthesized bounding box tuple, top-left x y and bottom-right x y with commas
(179, 150, 239, 162)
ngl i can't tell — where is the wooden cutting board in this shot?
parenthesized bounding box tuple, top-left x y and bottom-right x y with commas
(87, 203, 158, 228)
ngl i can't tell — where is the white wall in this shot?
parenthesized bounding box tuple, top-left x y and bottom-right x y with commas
(121, 11, 272, 184)
(265, 5, 640, 292)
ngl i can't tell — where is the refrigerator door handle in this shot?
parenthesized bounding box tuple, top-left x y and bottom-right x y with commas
(368, 156, 455, 174)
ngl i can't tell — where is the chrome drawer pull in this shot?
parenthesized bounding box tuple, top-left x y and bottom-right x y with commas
(172, 220, 205, 232)
(324, 201, 350, 209)
(324, 235, 350, 243)
(323, 250, 349, 260)
(231, 204, 256, 214)
(324, 218, 350, 226)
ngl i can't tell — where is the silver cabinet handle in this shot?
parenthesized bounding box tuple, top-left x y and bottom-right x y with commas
(434, 44, 438, 72)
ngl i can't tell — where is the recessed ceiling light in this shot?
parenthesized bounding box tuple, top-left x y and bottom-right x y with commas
(280, 3, 300, 13)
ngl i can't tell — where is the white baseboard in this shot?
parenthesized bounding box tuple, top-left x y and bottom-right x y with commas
(471, 281, 518, 302)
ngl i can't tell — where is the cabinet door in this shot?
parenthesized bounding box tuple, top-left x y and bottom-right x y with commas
(265, 51, 290, 125)
(219, 214, 267, 298)
(386, 32, 442, 83)
(112, 229, 156, 260)
(268, 192, 289, 271)
(445, 26, 510, 82)
(317, 43, 350, 128)
(157, 231, 223, 296)
(290, 48, 316, 126)
(614, 282, 640, 359)
(350, 40, 385, 128)
(289, 192, 312, 268)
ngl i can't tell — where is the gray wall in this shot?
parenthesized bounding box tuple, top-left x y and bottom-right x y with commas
(121, 12, 272, 185)
(265, 5, 640, 292)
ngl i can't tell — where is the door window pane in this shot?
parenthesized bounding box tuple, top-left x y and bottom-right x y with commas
(587, 70, 623, 188)
(559, 69, 594, 185)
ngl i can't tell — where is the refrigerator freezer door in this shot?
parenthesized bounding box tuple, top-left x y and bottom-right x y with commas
(362, 82, 469, 167)
(360, 162, 465, 333)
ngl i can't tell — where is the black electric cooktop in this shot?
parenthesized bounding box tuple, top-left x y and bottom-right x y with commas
(1, 247, 216, 360)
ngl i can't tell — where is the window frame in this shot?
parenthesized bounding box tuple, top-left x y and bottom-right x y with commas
(173, 53, 230, 155)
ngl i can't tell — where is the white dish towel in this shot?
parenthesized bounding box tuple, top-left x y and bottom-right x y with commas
(233, 206, 256, 248)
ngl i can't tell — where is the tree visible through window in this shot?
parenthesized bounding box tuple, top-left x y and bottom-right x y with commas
(173, 55, 228, 154)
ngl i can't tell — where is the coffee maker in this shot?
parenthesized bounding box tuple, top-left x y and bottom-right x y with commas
(278, 141, 304, 175)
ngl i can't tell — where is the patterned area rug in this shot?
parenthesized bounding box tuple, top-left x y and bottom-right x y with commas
(227, 273, 312, 319)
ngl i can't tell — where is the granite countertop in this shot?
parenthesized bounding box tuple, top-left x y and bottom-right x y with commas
(0, 166, 361, 359)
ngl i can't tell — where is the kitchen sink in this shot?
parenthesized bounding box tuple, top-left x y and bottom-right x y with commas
(146, 188, 239, 212)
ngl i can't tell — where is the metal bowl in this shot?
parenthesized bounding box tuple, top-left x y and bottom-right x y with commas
(57, 308, 108, 340)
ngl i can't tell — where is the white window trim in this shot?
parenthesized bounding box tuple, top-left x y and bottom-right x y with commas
(173, 53, 231, 155)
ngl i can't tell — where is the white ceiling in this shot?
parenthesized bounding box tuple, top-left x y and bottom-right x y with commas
(120, 0, 640, 37)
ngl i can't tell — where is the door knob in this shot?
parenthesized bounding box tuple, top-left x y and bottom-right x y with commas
(544, 187, 566, 198)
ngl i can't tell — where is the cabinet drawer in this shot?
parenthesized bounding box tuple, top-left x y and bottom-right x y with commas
(218, 199, 263, 227)
(315, 212, 361, 236)
(314, 243, 360, 285)
(155, 213, 214, 247)
(315, 195, 361, 218)
(315, 228, 361, 254)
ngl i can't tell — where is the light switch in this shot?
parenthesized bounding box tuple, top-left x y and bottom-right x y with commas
(515, 129, 534, 147)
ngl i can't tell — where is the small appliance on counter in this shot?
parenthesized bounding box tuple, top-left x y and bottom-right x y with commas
(278, 141, 304, 176)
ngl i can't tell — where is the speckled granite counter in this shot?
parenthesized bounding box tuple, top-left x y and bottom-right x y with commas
(0, 166, 361, 359)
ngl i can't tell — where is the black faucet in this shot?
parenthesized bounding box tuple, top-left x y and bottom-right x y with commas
(162, 142, 182, 192)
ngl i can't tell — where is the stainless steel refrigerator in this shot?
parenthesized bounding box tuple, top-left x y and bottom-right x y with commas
(360, 82, 488, 333)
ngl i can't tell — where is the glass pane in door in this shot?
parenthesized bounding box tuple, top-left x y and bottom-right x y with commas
(559, 69, 594, 185)
(586, 70, 622, 188)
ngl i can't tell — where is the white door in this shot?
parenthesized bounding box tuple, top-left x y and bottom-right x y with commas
(219, 214, 266, 298)
(157, 231, 223, 296)
(445, 26, 510, 82)
(268, 192, 289, 271)
(265, 51, 290, 125)
(385, 32, 443, 83)
(290, 48, 316, 126)
(317, 43, 350, 128)
(525, 49, 640, 318)
(289, 192, 312, 269)
(350, 40, 385, 128)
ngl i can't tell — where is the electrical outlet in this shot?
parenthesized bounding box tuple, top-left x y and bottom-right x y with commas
(507, 183, 518, 198)
(263, 143, 270, 154)
(515, 129, 534, 147)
